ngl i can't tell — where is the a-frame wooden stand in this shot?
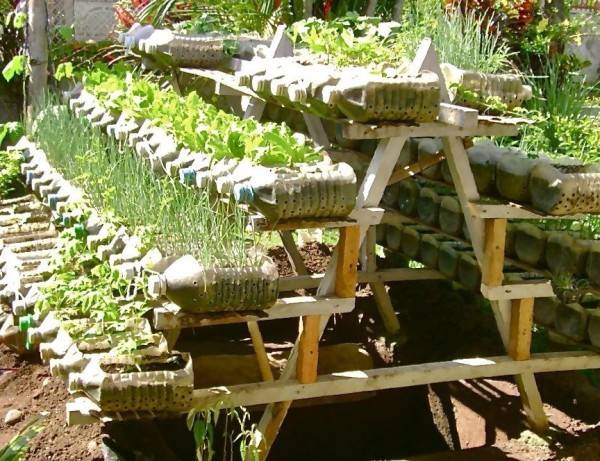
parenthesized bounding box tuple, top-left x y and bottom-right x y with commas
(66, 32, 600, 461)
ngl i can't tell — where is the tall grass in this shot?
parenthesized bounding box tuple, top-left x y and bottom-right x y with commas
(32, 101, 254, 267)
(525, 58, 595, 117)
(395, 1, 514, 73)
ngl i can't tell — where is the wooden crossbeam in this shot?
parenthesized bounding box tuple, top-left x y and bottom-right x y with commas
(153, 296, 355, 330)
(66, 351, 600, 425)
(387, 153, 446, 186)
(190, 352, 600, 410)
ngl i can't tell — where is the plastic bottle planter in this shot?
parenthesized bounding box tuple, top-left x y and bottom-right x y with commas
(234, 163, 357, 222)
(417, 138, 444, 180)
(438, 242, 473, 280)
(467, 142, 504, 195)
(555, 303, 589, 342)
(287, 67, 344, 119)
(148, 254, 279, 313)
(385, 224, 403, 251)
(588, 310, 600, 348)
(457, 252, 481, 292)
(322, 71, 440, 123)
(441, 63, 532, 110)
(534, 297, 560, 328)
(27, 311, 60, 346)
(137, 29, 224, 69)
(438, 196, 463, 237)
(495, 150, 542, 203)
(68, 352, 194, 413)
(529, 163, 600, 215)
(49, 333, 169, 379)
(513, 223, 547, 267)
(420, 233, 455, 269)
(544, 232, 591, 277)
(96, 227, 129, 261)
(397, 180, 421, 216)
(586, 242, 600, 287)
(400, 225, 435, 260)
(12, 286, 42, 316)
(417, 186, 456, 227)
(39, 318, 156, 364)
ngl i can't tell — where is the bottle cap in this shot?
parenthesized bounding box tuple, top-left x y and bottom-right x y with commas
(48, 194, 59, 210)
(233, 183, 254, 203)
(74, 223, 87, 240)
(18, 315, 33, 333)
(179, 168, 196, 186)
(147, 274, 167, 297)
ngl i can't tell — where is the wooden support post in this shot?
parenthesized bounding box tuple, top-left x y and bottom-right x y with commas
(296, 315, 321, 384)
(509, 298, 534, 361)
(366, 226, 402, 335)
(248, 321, 274, 382)
(27, 0, 49, 119)
(335, 226, 360, 298)
(482, 218, 507, 286)
(279, 231, 308, 276)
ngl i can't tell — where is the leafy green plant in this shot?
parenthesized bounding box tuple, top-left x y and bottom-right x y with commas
(0, 149, 23, 198)
(32, 99, 256, 267)
(83, 66, 322, 166)
(290, 5, 514, 73)
(138, 0, 294, 36)
(0, 415, 46, 461)
(187, 406, 261, 461)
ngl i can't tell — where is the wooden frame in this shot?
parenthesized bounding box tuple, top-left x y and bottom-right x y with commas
(65, 32, 600, 458)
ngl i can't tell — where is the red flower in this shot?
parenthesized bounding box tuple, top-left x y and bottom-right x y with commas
(323, 0, 333, 17)
(131, 0, 149, 8)
(114, 5, 135, 28)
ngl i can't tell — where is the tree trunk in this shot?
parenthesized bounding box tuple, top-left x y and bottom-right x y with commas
(27, 0, 48, 120)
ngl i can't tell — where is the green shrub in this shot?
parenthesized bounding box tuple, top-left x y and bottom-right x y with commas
(0, 149, 23, 198)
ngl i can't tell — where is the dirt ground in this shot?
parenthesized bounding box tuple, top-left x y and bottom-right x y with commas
(2, 243, 600, 460)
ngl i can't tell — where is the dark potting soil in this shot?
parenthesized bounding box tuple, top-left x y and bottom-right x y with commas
(100, 354, 187, 374)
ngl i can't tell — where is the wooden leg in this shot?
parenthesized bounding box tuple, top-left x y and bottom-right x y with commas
(252, 136, 407, 459)
(482, 218, 507, 286)
(366, 226, 402, 335)
(248, 321, 274, 382)
(508, 298, 549, 432)
(335, 226, 360, 298)
(279, 231, 308, 276)
(297, 315, 321, 384)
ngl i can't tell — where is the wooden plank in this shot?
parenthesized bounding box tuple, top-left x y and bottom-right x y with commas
(366, 226, 402, 334)
(515, 373, 549, 432)
(297, 315, 321, 384)
(509, 298, 534, 361)
(408, 38, 450, 102)
(248, 321, 274, 382)
(482, 218, 507, 287)
(279, 231, 308, 276)
(190, 351, 600, 410)
(279, 268, 444, 291)
(342, 119, 520, 140)
(388, 153, 446, 185)
(248, 207, 384, 231)
(441, 136, 485, 264)
(153, 296, 355, 330)
(438, 103, 478, 128)
(303, 113, 330, 149)
(481, 281, 555, 301)
(335, 226, 360, 298)
(470, 202, 585, 220)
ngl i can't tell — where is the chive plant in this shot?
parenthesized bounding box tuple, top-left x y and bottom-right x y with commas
(33, 101, 254, 268)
